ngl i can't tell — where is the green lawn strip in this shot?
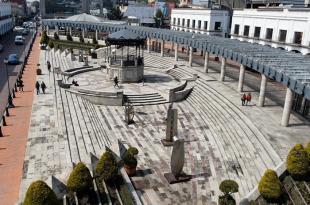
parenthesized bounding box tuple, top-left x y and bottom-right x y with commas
(94, 178, 109, 205)
(115, 175, 135, 205)
(50, 39, 105, 50)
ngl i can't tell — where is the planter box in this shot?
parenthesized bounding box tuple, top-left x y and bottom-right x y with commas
(36, 68, 42, 75)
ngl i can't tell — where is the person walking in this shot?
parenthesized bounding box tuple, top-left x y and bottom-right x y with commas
(41, 81, 47, 94)
(241, 93, 246, 106)
(114, 76, 119, 88)
(246, 92, 252, 105)
(47, 61, 51, 73)
(18, 79, 24, 92)
(35, 81, 40, 95)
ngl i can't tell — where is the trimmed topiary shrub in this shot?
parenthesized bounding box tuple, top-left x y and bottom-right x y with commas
(67, 162, 93, 196)
(218, 179, 238, 205)
(40, 30, 49, 45)
(219, 180, 239, 195)
(48, 41, 54, 49)
(286, 144, 309, 178)
(218, 194, 236, 205)
(258, 169, 282, 201)
(126, 147, 139, 156)
(24, 180, 58, 205)
(95, 150, 119, 183)
(305, 142, 310, 162)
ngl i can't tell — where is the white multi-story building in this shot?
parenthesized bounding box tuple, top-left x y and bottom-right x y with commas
(0, 3, 13, 36)
(170, 8, 230, 37)
(231, 7, 310, 55)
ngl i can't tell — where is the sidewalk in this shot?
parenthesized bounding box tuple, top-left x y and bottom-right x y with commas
(0, 34, 39, 205)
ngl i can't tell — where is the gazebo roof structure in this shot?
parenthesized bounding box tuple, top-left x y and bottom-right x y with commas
(42, 19, 310, 100)
(106, 29, 146, 46)
(66, 13, 102, 23)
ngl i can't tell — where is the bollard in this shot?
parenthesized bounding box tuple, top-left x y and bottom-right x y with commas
(5, 107, 9, 117)
(14, 83, 17, 92)
(2, 116, 6, 126)
(0, 126, 3, 137)
(12, 89, 16, 98)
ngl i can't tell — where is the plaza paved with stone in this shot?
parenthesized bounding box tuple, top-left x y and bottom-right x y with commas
(18, 48, 310, 204)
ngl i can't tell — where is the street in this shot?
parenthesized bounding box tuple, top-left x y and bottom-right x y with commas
(0, 30, 34, 116)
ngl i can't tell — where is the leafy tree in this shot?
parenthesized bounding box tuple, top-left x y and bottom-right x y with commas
(79, 35, 84, 43)
(67, 162, 93, 196)
(40, 30, 49, 45)
(95, 150, 118, 183)
(286, 144, 309, 178)
(107, 7, 123, 20)
(154, 9, 164, 28)
(24, 180, 58, 205)
(54, 32, 59, 40)
(66, 33, 73, 41)
(258, 169, 282, 201)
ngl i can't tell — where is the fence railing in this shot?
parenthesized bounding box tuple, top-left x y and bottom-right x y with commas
(0, 28, 37, 137)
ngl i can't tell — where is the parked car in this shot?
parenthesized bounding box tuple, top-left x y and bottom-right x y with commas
(13, 26, 24, 32)
(8, 54, 19, 65)
(22, 29, 29, 35)
(0, 44, 4, 52)
(15, 36, 24, 45)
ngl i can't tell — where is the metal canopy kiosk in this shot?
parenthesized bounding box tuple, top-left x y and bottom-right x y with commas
(105, 29, 146, 82)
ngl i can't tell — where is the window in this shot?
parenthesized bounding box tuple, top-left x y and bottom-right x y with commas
(198, 20, 201, 29)
(204, 21, 208, 30)
(243, 25, 250, 36)
(177, 18, 180, 26)
(234, 24, 239, 35)
(278, 30, 287, 42)
(215, 22, 221, 31)
(293, 32, 303, 44)
(182, 19, 185, 27)
(192, 20, 196, 28)
(254, 27, 261, 38)
(266, 28, 273, 40)
(173, 18, 176, 25)
(187, 19, 190, 27)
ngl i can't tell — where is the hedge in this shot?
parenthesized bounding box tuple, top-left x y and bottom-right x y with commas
(95, 150, 119, 182)
(258, 169, 282, 200)
(67, 162, 93, 196)
(24, 180, 58, 205)
(305, 142, 310, 162)
(286, 144, 309, 178)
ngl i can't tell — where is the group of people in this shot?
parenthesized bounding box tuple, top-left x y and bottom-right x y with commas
(35, 81, 47, 95)
(241, 93, 252, 106)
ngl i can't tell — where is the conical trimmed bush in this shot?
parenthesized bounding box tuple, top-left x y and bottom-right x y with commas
(286, 144, 309, 178)
(67, 162, 93, 195)
(24, 180, 58, 205)
(258, 169, 282, 200)
(95, 150, 118, 182)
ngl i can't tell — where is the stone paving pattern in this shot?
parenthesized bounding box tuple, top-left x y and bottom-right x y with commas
(18, 48, 310, 204)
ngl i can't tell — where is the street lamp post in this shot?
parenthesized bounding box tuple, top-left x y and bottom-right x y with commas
(4, 58, 14, 108)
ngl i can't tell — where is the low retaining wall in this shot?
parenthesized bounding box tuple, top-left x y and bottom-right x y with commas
(70, 87, 123, 106)
(173, 87, 193, 102)
(57, 79, 71, 89)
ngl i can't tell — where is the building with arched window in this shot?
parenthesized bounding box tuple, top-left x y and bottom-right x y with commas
(0, 3, 13, 36)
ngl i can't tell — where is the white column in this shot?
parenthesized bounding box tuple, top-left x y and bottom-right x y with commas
(55, 26, 59, 35)
(95, 30, 98, 41)
(204, 52, 209, 73)
(189, 47, 193, 67)
(238, 65, 245, 92)
(258, 74, 267, 107)
(171, 42, 174, 51)
(281, 88, 294, 127)
(175, 43, 178, 61)
(161, 40, 165, 57)
(46, 26, 49, 35)
(69, 27, 72, 35)
(82, 29, 85, 39)
(147, 38, 151, 53)
(219, 57, 226, 82)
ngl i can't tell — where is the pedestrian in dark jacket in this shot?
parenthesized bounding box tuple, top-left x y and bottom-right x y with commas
(47, 61, 51, 73)
(18, 79, 24, 92)
(241, 93, 246, 106)
(246, 93, 252, 105)
(41, 81, 46, 94)
(35, 81, 40, 95)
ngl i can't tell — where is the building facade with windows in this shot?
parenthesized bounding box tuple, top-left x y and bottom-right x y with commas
(231, 8, 310, 55)
(170, 8, 230, 37)
(0, 3, 13, 36)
